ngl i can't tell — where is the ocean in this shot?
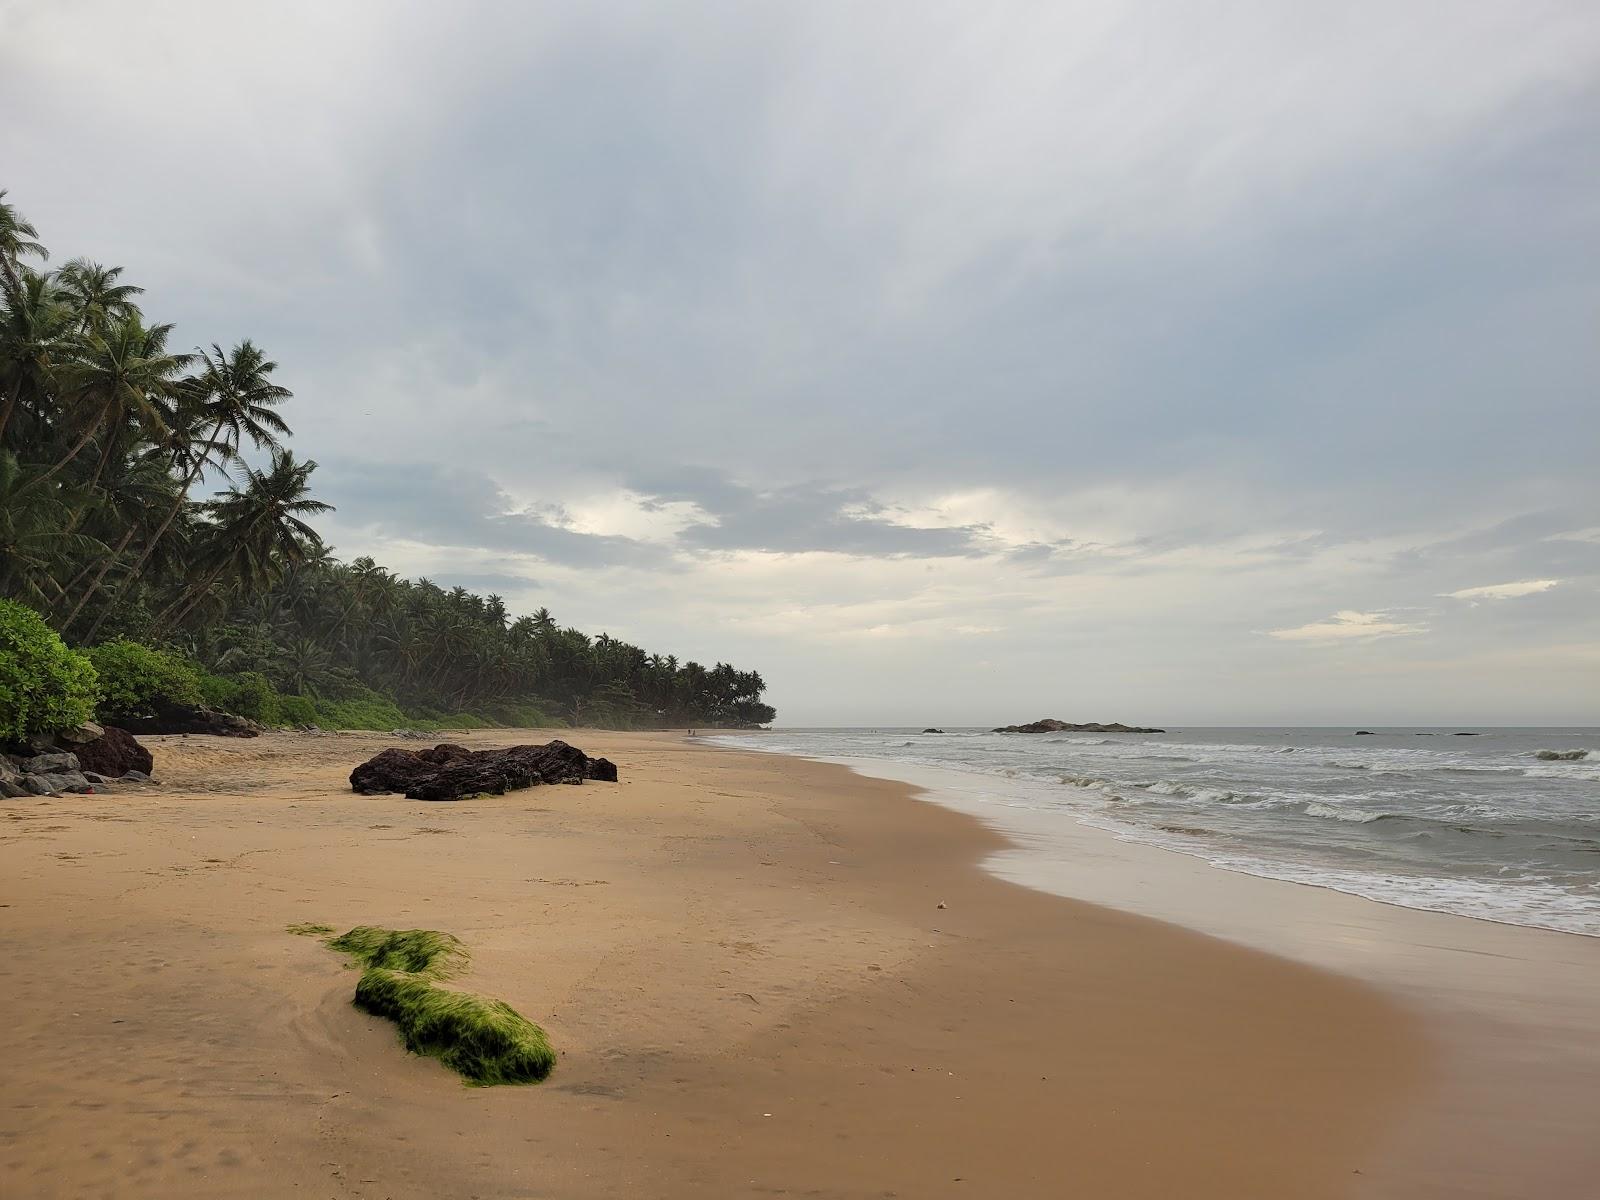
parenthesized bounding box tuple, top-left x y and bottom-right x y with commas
(707, 727, 1600, 936)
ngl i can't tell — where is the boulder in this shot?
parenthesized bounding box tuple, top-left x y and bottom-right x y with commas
(73, 726, 153, 778)
(991, 719, 1165, 734)
(350, 744, 475, 794)
(350, 740, 618, 801)
(121, 704, 263, 738)
(1355, 730, 1376, 736)
(56, 721, 105, 745)
(120, 770, 152, 783)
(17, 751, 81, 774)
(0, 758, 27, 798)
(23, 771, 92, 795)
(922, 728, 946, 734)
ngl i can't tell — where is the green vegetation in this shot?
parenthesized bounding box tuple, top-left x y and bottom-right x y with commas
(0, 597, 98, 741)
(0, 188, 776, 731)
(325, 925, 555, 1086)
(88, 638, 202, 721)
(286, 921, 335, 936)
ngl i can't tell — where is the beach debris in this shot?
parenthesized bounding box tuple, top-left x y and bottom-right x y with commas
(319, 924, 556, 1085)
(349, 739, 618, 801)
(937, 900, 947, 909)
(990, 718, 1164, 734)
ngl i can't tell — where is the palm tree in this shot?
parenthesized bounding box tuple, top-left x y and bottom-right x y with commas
(0, 268, 70, 445)
(0, 190, 47, 297)
(55, 259, 143, 332)
(0, 452, 101, 610)
(24, 316, 190, 495)
(154, 448, 332, 633)
(84, 340, 292, 629)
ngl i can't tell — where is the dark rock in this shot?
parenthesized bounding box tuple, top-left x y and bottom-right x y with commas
(23, 770, 92, 795)
(17, 750, 81, 773)
(120, 770, 152, 783)
(82, 772, 113, 785)
(0, 759, 27, 798)
(349, 744, 475, 794)
(922, 728, 946, 734)
(1355, 730, 1376, 735)
(350, 740, 617, 801)
(991, 719, 1165, 734)
(1454, 732, 1480, 737)
(73, 726, 154, 778)
(121, 703, 263, 738)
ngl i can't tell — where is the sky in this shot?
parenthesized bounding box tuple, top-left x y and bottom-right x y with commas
(4, 0, 1597, 725)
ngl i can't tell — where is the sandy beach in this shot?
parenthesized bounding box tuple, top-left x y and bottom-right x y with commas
(1, 731, 1592, 1198)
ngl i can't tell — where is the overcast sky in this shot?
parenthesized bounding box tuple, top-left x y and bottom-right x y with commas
(5, 1, 1597, 724)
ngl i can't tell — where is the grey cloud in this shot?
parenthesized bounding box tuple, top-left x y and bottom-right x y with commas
(316, 459, 671, 569)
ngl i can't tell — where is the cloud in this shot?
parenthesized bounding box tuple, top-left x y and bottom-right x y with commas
(1267, 610, 1429, 643)
(1443, 579, 1562, 603)
(4, 2, 1597, 721)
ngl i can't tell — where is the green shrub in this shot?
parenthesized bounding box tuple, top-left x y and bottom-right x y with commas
(275, 693, 319, 727)
(0, 599, 99, 743)
(314, 692, 409, 730)
(326, 925, 555, 1086)
(88, 639, 203, 722)
(199, 670, 282, 723)
(228, 671, 282, 723)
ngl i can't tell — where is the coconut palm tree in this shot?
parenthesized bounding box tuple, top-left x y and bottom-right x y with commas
(54, 259, 143, 333)
(0, 190, 47, 297)
(24, 316, 191, 496)
(154, 448, 332, 633)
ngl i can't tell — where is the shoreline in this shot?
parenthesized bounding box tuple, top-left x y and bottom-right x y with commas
(718, 742, 1600, 1197)
(1, 730, 1588, 1196)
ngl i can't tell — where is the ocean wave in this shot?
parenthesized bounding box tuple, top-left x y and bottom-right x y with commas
(1535, 748, 1590, 761)
(1304, 801, 1390, 824)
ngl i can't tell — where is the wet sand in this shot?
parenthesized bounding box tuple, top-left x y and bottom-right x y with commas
(3, 730, 1432, 1197)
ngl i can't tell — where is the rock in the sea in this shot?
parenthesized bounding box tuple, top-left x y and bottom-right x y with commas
(350, 740, 618, 801)
(922, 728, 946, 734)
(1355, 730, 1376, 735)
(73, 726, 154, 778)
(121, 704, 264, 738)
(991, 719, 1165, 734)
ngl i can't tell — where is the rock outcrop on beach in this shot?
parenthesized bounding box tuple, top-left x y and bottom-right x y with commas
(1, 724, 156, 796)
(991, 719, 1164, 734)
(350, 740, 618, 801)
(72, 726, 154, 777)
(121, 703, 264, 738)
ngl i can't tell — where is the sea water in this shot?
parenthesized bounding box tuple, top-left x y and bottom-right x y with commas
(707, 727, 1600, 936)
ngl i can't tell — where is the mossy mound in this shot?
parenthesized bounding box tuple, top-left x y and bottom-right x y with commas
(286, 921, 335, 936)
(329, 925, 467, 977)
(323, 925, 554, 1086)
(352, 968, 557, 1086)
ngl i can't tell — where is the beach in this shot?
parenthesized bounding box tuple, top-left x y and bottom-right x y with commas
(2, 731, 1594, 1198)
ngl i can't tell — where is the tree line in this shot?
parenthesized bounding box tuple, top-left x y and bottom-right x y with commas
(0, 189, 775, 729)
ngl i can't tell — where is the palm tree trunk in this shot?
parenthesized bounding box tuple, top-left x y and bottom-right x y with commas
(65, 523, 141, 639)
(151, 559, 230, 636)
(15, 416, 101, 497)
